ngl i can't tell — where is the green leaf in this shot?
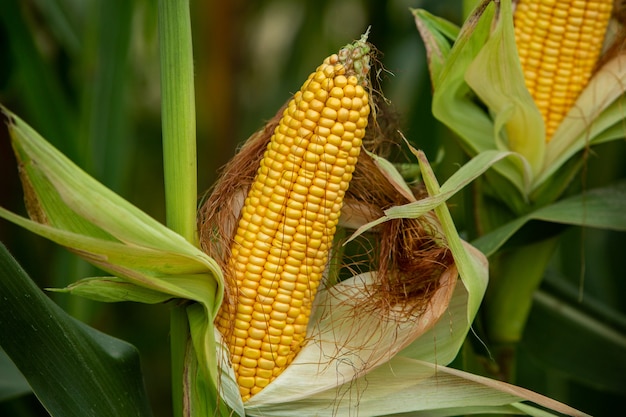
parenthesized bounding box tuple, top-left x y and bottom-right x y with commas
(0, 242, 153, 417)
(529, 153, 585, 209)
(524, 289, 626, 394)
(30, 0, 82, 56)
(213, 329, 245, 416)
(425, 0, 496, 154)
(462, 0, 483, 19)
(364, 149, 417, 202)
(473, 180, 626, 256)
(0, 348, 31, 402)
(416, 0, 626, 204)
(0, 208, 216, 291)
(78, 0, 134, 190)
(0, 0, 77, 160)
(186, 305, 232, 416)
(6, 110, 198, 255)
(1, 107, 223, 302)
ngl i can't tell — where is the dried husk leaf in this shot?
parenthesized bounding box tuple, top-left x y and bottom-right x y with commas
(245, 355, 589, 417)
(244, 265, 457, 407)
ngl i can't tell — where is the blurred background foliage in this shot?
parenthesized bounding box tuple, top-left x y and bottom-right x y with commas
(0, 0, 623, 416)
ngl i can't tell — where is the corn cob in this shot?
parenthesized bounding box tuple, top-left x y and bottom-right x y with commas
(216, 36, 371, 401)
(513, 0, 613, 140)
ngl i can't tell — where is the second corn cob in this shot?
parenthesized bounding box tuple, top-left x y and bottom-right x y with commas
(216, 35, 372, 401)
(513, 0, 613, 140)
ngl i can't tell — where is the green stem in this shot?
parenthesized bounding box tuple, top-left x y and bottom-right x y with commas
(485, 236, 560, 381)
(157, 1, 197, 416)
(486, 237, 560, 344)
(158, 0, 197, 244)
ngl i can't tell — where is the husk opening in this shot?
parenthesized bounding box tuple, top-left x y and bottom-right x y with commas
(198, 78, 457, 405)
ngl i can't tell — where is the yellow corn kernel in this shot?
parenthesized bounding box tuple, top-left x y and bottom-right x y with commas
(514, 0, 613, 141)
(217, 35, 371, 401)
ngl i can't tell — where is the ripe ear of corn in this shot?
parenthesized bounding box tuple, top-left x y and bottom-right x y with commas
(216, 35, 371, 401)
(513, 0, 613, 141)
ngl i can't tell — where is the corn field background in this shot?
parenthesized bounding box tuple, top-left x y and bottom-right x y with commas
(0, 0, 624, 416)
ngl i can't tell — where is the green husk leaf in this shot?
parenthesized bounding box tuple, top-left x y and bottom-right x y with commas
(412, 8, 460, 89)
(418, 0, 626, 203)
(397, 263, 474, 364)
(413, 149, 488, 322)
(0, 108, 224, 390)
(421, 0, 496, 152)
(347, 149, 492, 324)
(5, 109, 202, 257)
(364, 148, 416, 202)
(347, 150, 525, 243)
(47, 277, 174, 304)
(415, 1, 531, 198)
(472, 179, 626, 256)
(1, 108, 223, 302)
(538, 54, 626, 189)
(464, 0, 545, 174)
(187, 305, 232, 417)
(0, 208, 216, 283)
(214, 328, 246, 416)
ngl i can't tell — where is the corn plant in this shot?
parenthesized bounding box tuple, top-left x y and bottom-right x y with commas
(413, 0, 626, 401)
(1, 0, 624, 416)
